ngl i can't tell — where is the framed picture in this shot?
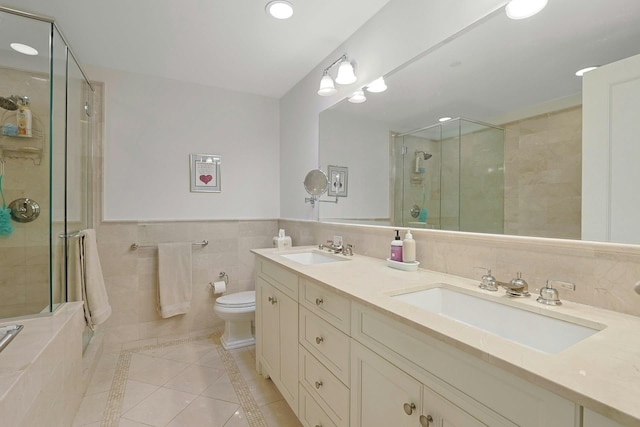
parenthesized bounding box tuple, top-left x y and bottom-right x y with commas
(328, 165, 348, 197)
(190, 154, 221, 192)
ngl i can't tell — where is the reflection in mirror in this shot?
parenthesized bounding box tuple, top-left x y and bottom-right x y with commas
(304, 169, 337, 208)
(319, 0, 640, 243)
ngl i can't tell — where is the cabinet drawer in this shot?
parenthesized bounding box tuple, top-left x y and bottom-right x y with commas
(299, 346, 349, 427)
(299, 386, 338, 427)
(300, 278, 350, 333)
(258, 258, 298, 299)
(300, 307, 350, 385)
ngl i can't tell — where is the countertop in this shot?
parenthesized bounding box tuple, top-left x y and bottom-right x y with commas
(252, 247, 640, 426)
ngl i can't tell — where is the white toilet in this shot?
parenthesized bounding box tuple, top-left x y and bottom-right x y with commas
(214, 290, 256, 350)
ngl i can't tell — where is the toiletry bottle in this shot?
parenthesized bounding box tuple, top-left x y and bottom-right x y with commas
(16, 96, 32, 137)
(402, 229, 416, 263)
(390, 229, 403, 262)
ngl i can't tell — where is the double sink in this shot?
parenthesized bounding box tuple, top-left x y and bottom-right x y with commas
(277, 249, 604, 354)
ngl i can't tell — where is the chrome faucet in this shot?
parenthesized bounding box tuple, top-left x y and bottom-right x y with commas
(477, 268, 530, 297)
(319, 240, 353, 255)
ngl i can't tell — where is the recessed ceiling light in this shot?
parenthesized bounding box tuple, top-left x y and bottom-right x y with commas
(266, 1, 294, 20)
(575, 66, 598, 77)
(505, 0, 548, 20)
(439, 117, 452, 122)
(10, 43, 38, 56)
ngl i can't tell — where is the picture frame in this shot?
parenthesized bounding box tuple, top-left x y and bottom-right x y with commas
(190, 154, 221, 192)
(327, 165, 348, 197)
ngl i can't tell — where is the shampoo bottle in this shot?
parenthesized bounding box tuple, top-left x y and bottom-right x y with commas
(402, 229, 416, 263)
(390, 229, 403, 262)
(16, 96, 32, 138)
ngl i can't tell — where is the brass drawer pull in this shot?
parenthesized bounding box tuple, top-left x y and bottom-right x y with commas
(315, 336, 324, 344)
(403, 402, 416, 415)
(315, 380, 323, 389)
(268, 296, 278, 304)
(315, 297, 324, 306)
(419, 414, 434, 426)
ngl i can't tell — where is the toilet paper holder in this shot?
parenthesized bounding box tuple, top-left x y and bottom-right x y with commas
(209, 271, 230, 295)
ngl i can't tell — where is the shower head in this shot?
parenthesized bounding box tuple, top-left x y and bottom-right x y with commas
(0, 96, 19, 111)
(416, 151, 432, 160)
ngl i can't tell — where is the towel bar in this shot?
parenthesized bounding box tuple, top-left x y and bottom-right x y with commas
(130, 240, 208, 250)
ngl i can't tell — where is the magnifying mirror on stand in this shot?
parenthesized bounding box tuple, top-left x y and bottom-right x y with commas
(303, 169, 338, 207)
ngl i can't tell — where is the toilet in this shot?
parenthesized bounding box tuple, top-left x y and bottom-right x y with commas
(214, 290, 256, 350)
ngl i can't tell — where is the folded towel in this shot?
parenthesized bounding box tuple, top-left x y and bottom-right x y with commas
(157, 242, 193, 318)
(69, 229, 112, 329)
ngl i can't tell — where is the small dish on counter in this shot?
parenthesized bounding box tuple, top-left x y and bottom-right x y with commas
(386, 258, 420, 271)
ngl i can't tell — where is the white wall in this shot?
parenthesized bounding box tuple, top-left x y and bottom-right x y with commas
(86, 66, 280, 221)
(279, 0, 506, 219)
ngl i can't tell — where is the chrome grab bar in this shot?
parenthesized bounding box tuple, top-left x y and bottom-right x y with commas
(130, 240, 209, 250)
(0, 324, 23, 353)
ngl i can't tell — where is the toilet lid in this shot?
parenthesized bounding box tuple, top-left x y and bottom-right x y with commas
(216, 291, 255, 308)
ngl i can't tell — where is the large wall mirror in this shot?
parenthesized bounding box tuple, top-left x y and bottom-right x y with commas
(319, 0, 640, 243)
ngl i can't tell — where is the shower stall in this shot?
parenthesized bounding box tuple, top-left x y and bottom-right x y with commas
(0, 8, 95, 344)
(392, 118, 504, 234)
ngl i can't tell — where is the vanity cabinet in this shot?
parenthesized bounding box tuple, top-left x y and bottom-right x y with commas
(255, 260, 299, 414)
(583, 409, 626, 427)
(351, 302, 580, 427)
(297, 278, 351, 427)
(351, 341, 506, 427)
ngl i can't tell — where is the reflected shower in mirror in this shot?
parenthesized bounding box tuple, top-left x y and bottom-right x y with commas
(319, 0, 640, 243)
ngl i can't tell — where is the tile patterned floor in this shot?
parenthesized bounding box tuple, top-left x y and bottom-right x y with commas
(73, 330, 302, 427)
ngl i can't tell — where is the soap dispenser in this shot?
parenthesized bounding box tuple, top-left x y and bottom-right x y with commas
(390, 229, 403, 262)
(402, 229, 416, 263)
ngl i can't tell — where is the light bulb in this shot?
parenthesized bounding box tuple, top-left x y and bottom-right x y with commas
(335, 60, 357, 85)
(317, 74, 337, 96)
(366, 77, 387, 93)
(348, 90, 366, 104)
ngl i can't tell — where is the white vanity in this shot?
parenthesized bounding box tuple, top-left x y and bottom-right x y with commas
(253, 247, 639, 426)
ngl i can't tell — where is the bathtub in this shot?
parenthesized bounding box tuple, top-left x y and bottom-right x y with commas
(0, 303, 86, 426)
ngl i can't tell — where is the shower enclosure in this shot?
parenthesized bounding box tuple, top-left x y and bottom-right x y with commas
(0, 7, 94, 333)
(392, 118, 504, 234)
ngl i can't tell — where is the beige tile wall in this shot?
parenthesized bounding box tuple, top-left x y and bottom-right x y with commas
(279, 219, 640, 318)
(95, 220, 278, 345)
(502, 106, 582, 239)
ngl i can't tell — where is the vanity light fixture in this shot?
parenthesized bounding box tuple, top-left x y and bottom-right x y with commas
(317, 54, 358, 96)
(265, 1, 294, 19)
(505, 0, 548, 20)
(348, 90, 366, 104)
(575, 66, 598, 77)
(10, 42, 38, 55)
(366, 77, 387, 93)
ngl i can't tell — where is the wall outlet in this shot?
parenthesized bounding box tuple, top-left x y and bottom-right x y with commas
(333, 235, 343, 246)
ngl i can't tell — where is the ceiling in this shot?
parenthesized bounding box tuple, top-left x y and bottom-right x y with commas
(0, 0, 392, 98)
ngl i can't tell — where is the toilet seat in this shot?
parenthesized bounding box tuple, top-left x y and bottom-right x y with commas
(215, 291, 255, 308)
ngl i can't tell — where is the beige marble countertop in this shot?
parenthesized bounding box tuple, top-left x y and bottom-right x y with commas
(252, 247, 640, 426)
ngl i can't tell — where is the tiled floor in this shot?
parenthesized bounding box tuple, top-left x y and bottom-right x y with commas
(73, 330, 302, 427)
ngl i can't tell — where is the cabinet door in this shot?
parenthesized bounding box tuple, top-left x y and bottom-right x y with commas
(351, 342, 421, 427)
(278, 287, 299, 412)
(422, 385, 487, 427)
(257, 277, 280, 379)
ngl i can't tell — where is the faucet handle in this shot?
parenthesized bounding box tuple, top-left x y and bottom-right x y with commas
(475, 267, 498, 291)
(342, 243, 353, 256)
(537, 279, 562, 305)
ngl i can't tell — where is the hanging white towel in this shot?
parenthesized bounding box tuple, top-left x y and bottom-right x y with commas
(73, 229, 112, 329)
(157, 242, 193, 318)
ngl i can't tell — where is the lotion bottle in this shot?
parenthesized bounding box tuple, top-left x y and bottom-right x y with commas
(16, 96, 32, 137)
(390, 229, 403, 262)
(402, 229, 416, 263)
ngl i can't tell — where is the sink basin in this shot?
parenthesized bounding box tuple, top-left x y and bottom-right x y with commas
(392, 285, 603, 353)
(280, 250, 349, 265)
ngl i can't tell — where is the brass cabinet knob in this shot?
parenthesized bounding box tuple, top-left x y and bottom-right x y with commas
(315, 336, 324, 344)
(315, 297, 324, 306)
(403, 402, 416, 415)
(268, 296, 278, 304)
(315, 380, 323, 389)
(419, 414, 434, 426)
